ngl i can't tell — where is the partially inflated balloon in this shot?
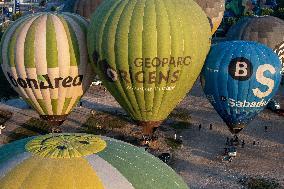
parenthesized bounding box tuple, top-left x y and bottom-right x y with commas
(88, 0, 211, 134)
(194, 0, 225, 34)
(0, 133, 189, 189)
(227, 16, 284, 79)
(0, 12, 93, 125)
(201, 41, 282, 134)
(63, 0, 103, 19)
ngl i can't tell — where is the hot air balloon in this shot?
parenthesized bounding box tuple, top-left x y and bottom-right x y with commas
(194, 0, 225, 34)
(63, 0, 103, 19)
(87, 0, 211, 135)
(227, 16, 284, 81)
(0, 12, 93, 127)
(201, 41, 282, 134)
(0, 133, 189, 189)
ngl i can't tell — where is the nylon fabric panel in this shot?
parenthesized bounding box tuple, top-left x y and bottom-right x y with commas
(141, 0, 158, 119)
(151, 0, 171, 118)
(100, 0, 138, 118)
(0, 153, 31, 179)
(32, 15, 54, 115)
(46, 15, 61, 114)
(127, 0, 148, 120)
(62, 15, 90, 113)
(63, 12, 89, 34)
(0, 156, 105, 189)
(0, 14, 35, 66)
(97, 137, 189, 189)
(114, 0, 143, 119)
(51, 15, 70, 115)
(60, 15, 81, 114)
(85, 155, 135, 189)
(62, 97, 72, 115)
(88, 0, 137, 117)
(155, 0, 188, 120)
(154, 0, 211, 121)
(15, 17, 45, 114)
(1, 18, 29, 99)
(46, 15, 58, 69)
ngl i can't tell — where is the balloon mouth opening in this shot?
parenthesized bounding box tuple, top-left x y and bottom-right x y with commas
(227, 124, 245, 134)
(40, 115, 68, 127)
(137, 121, 162, 135)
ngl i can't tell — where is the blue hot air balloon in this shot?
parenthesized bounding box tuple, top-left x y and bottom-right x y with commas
(201, 41, 282, 134)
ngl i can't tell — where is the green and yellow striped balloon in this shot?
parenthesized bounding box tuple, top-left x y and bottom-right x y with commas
(88, 0, 211, 134)
(0, 133, 189, 189)
(0, 12, 93, 124)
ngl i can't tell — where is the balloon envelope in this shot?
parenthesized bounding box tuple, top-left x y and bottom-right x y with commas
(63, 0, 103, 19)
(194, 0, 225, 34)
(0, 12, 93, 125)
(0, 133, 189, 189)
(201, 41, 282, 133)
(227, 16, 284, 78)
(88, 0, 211, 134)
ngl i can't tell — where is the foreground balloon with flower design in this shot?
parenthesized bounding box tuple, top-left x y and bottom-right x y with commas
(0, 133, 189, 189)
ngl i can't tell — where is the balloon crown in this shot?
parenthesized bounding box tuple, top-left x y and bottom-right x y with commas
(25, 133, 107, 158)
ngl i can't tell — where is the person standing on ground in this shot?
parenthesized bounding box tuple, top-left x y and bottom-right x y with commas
(241, 140, 245, 148)
(209, 124, 213, 130)
(226, 137, 229, 145)
(199, 124, 202, 131)
(0, 125, 5, 135)
(265, 126, 268, 132)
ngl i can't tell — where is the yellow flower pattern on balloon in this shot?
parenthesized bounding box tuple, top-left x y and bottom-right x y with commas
(26, 133, 107, 158)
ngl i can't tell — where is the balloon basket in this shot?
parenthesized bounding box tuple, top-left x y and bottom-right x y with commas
(227, 124, 245, 134)
(40, 115, 68, 132)
(137, 121, 162, 136)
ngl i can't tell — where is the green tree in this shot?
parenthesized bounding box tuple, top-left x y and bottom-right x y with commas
(0, 68, 18, 101)
(0, 25, 19, 101)
(50, 6, 57, 11)
(39, 0, 46, 7)
(260, 8, 274, 16)
(11, 12, 22, 21)
(274, 8, 284, 20)
(276, 0, 284, 9)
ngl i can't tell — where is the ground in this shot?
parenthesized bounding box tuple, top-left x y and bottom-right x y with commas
(0, 82, 283, 189)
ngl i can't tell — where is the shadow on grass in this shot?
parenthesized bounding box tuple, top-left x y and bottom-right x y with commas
(8, 118, 51, 142)
(81, 110, 140, 146)
(239, 176, 283, 189)
(0, 109, 13, 125)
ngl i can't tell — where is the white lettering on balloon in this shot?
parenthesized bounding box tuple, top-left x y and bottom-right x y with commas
(235, 61, 248, 77)
(253, 64, 276, 98)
